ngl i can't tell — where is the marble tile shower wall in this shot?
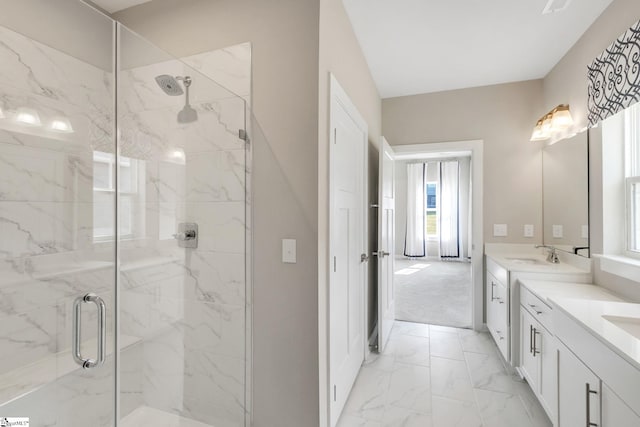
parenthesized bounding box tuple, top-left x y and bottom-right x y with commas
(0, 23, 248, 427)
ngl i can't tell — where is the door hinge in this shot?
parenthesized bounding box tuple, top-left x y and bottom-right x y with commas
(334, 385, 336, 402)
(239, 129, 249, 143)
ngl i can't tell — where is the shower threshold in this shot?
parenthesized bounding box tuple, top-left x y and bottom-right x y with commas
(120, 406, 213, 427)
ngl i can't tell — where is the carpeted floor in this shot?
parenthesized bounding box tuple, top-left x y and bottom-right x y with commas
(394, 258, 472, 328)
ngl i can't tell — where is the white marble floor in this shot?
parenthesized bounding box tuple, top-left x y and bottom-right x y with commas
(338, 321, 552, 427)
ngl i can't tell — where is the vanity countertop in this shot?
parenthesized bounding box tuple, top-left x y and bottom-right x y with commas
(486, 252, 590, 274)
(520, 280, 623, 306)
(550, 297, 640, 371)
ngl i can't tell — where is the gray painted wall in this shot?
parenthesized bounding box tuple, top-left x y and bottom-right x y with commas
(383, 80, 545, 246)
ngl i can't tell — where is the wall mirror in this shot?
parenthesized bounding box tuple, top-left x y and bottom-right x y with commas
(542, 131, 590, 257)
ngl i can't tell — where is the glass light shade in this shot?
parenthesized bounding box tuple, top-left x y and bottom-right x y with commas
(0, 107, 5, 119)
(15, 107, 42, 126)
(551, 105, 573, 129)
(530, 120, 549, 141)
(541, 113, 553, 133)
(49, 117, 74, 133)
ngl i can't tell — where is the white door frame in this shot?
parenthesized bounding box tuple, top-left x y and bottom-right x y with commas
(319, 74, 369, 427)
(392, 140, 484, 331)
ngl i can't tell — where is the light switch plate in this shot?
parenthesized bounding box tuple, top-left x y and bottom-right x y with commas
(282, 239, 297, 263)
(493, 224, 508, 237)
(524, 224, 534, 238)
(582, 225, 589, 239)
(553, 224, 563, 238)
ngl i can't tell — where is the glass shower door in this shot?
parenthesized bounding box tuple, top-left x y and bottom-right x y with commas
(116, 26, 248, 427)
(0, 1, 117, 426)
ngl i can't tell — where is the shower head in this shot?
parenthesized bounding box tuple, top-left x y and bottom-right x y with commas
(155, 74, 184, 96)
(177, 76, 198, 123)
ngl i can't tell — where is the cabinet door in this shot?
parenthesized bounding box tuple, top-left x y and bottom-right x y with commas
(601, 383, 640, 427)
(520, 308, 539, 389)
(538, 324, 557, 424)
(486, 272, 498, 331)
(558, 341, 600, 427)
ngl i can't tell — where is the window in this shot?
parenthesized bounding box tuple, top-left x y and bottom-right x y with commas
(426, 182, 438, 237)
(93, 151, 145, 241)
(626, 103, 640, 254)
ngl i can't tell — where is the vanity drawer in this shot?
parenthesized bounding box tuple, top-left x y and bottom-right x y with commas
(521, 286, 552, 332)
(486, 257, 508, 287)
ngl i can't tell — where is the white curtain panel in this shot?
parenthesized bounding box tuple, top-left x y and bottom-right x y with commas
(404, 163, 425, 257)
(439, 160, 460, 258)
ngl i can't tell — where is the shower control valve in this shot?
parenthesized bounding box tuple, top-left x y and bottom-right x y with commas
(173, 230, 196, 241)
(174, 223, 198, 249)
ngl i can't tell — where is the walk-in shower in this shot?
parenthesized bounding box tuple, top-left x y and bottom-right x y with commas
(0, 1, 249, 426)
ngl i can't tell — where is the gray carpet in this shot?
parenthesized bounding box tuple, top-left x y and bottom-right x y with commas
(394, 258, 472, 328)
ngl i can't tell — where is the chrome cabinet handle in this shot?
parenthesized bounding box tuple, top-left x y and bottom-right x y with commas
(529, 324, 533, 354)
(586, 383, 598, 427)
(491, 282, 496, 301)
(72, 293, 107, 369)
(528, 303, 543, 315)
(532, 328, 540, 357)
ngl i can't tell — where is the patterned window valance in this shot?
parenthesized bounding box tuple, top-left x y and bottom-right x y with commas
(588, 20, 640, 127)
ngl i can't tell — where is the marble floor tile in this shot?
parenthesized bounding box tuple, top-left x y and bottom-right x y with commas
(430, 324, 461, 334)
(511, 379, 553, 427)
(383, 334, 430, 367)
(337, 414, 383, 427)
(338, 322, 552, 427)
(464, 351, 520, 394)
(458, 329, 497, 354)
(430, 357, 475, 402)
(362, 353, 396, 373)
(381, 405, 433, 427)
(432, 396, 482, 427)
(386, 362, 431, 413)
(430, 331, 464, 360)
(474, 388, 535, 427)
(393, 320, 430, 338)
(343, 366, 391, 421)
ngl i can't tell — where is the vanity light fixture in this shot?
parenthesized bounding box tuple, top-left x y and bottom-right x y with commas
(49, 116, 74, 133)
(14, 107, 42, 127)
(551, 104, 574, 129)
(530, 119, 549, 141)
(530, 104, 574, 141)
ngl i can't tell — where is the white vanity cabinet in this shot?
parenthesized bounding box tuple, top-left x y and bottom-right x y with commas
(557, 340, 600, 427)
(520, 287, 557, 422)
(484, 250, 591, 367)
(486, 258, 509, 360)
(552, 297, 640, 427)
(557, 341, 640, 427)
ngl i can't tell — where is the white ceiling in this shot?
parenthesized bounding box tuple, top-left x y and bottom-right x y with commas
(342, 0, 614, 98)
(89, 0, 152, 13)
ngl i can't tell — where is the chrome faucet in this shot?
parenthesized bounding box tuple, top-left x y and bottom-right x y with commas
(535, 245, 559, 263)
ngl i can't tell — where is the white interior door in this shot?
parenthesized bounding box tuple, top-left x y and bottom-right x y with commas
(329, 75, 367, 427)
(377, 137, 395, 352)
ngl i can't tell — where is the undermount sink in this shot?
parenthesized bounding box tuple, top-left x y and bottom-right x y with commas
(505, 257, 548, 265)
(602, 315, 640, 339)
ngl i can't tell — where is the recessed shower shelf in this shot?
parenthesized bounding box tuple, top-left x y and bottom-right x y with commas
(0, 334, 141, 407)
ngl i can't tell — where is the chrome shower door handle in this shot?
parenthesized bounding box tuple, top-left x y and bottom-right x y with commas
(72, 293, 107, 369)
